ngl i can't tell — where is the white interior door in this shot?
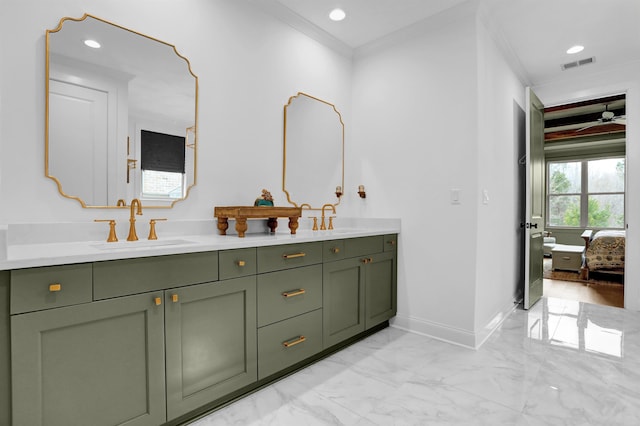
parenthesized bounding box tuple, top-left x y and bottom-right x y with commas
(49, 80, 108, 205)
(524, 87, 545, 309)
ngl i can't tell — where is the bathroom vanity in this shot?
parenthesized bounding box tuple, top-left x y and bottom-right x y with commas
(0, 225, 398, 426)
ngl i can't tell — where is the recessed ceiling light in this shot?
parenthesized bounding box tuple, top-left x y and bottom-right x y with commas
(329, 8, 346, 21)
(566, 45, 584, 54)
(84, 39, 101, 49)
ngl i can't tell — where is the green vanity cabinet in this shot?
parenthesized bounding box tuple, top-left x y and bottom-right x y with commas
(256, 265, 324, 379)
(323, 257, 366, 347)
(323, 234, 398, 348)
(0, 272, 11, 426)
(93, 251, 219, 300)
(11, 291, 167, 426)
(365, 250, 397, 329)
(6, 234, 397, 425)
(164, 276, 257, 420)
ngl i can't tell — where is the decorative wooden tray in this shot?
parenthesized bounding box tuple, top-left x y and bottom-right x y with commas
(213, 206, 302, 238)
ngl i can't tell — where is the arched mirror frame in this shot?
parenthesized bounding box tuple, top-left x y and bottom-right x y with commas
(45, 14, 199, 209)
(282, 92, 345, 210)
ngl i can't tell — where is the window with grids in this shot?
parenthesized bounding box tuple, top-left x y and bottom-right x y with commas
(547, 157, 625, 228)
(140, 130, 185, 199)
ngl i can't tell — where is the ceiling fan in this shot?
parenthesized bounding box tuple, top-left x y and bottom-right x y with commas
(576, 104, 626, 132)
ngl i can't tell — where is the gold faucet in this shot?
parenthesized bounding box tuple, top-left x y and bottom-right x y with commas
(116, 199, 126, 207)
(320, 204, 336, 230)
(127, 198, 143, 241)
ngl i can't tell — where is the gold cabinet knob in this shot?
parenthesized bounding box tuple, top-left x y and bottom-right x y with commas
(387, 240, 396, 246)
(154, 297, 162, 306)
(331, 247, 340, 254)
(49, 283, 62, 292)
(171, 294, 179, 303)
(237, 260, 246, 267)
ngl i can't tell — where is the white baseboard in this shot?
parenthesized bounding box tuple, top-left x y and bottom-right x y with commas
(390, 301, 518, 349)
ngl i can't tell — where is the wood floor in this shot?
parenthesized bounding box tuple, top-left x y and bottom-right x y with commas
(543, 257, 624, 308)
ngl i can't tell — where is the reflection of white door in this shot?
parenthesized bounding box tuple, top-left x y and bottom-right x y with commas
(49, 80, 108, 205)
(524, 88, 545, 309)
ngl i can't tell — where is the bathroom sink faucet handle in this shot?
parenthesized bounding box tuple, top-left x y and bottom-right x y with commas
(148, 218, 167, 240)
(94, 219, 118, 242)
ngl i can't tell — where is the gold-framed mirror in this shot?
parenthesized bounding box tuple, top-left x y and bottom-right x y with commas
(45, 14, 198, 208)
(283, 92, 344, 210)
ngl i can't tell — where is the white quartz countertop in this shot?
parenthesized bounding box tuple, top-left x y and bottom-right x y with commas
(0, 218, 400, 270)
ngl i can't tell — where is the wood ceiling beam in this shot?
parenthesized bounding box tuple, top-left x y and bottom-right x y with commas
(545, 123, 625, 141)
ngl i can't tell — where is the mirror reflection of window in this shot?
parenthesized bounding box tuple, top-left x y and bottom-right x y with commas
(140, 130, 186, 199)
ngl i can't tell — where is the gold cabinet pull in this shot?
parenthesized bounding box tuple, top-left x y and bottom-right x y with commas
(361, 258, 373, 264)
(331, 247, 340, 254)
(49, 283, 62, 292)
(154, 297, 162, 306)
(237, 260, 246, 267)
(283, 335, 306, 348)
(387, 240, 396, 246)
(282, 289, 305, 298)
(283, 252, 306, 259)
(171, 294, 179, 303)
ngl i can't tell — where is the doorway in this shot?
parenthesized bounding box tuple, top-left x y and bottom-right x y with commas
(535, 93, 626, 308)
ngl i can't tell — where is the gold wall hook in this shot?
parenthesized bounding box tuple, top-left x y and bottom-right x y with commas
(358, 185, 366, 198)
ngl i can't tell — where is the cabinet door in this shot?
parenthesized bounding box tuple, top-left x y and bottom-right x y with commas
(323, 258, 365, 348)
(165, 276, 257, 420)
(11, 293, 166, 426)
(365, 251, 397, 329)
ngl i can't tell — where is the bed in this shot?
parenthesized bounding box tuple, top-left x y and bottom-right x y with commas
(580, 230, 625, 280)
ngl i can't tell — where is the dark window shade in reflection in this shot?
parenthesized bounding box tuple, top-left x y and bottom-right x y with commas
(141, 130, 186, 173)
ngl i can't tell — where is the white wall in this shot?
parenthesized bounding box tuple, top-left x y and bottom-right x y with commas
(532, 63, 640, 310)
(349, 4, 485, 346)
(473, 17, 525, 343)
(0, 0, 352, 225)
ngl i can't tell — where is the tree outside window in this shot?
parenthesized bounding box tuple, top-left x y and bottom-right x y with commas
(547, 158, 624, 228)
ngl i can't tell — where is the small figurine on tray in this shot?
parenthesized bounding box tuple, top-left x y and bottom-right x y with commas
(254, 188, 274, 207)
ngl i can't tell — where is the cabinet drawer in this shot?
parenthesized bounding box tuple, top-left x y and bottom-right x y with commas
(11, 264, 92, 314)
(257, 309, 322, 380)
(257, 265, 322, 327)
(384, 234, 398, 252)
(344, 236, 383, 259)
(94, 251, 218, 300)
(323, 239, 345, 262)
(219, 248, 256, 280)
(257, 242, 322, 273)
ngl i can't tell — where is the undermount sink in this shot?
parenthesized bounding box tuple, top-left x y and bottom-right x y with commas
(91, 239, 195, 250)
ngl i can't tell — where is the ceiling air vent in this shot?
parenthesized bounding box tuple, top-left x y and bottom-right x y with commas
(561, 56, 596, 71)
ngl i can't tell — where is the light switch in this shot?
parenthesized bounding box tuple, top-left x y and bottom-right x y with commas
(482, 189, 489, 205)
(450, 189, 461, 205)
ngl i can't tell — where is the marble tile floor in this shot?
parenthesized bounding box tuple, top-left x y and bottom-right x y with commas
(190, 297, 640, 426)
